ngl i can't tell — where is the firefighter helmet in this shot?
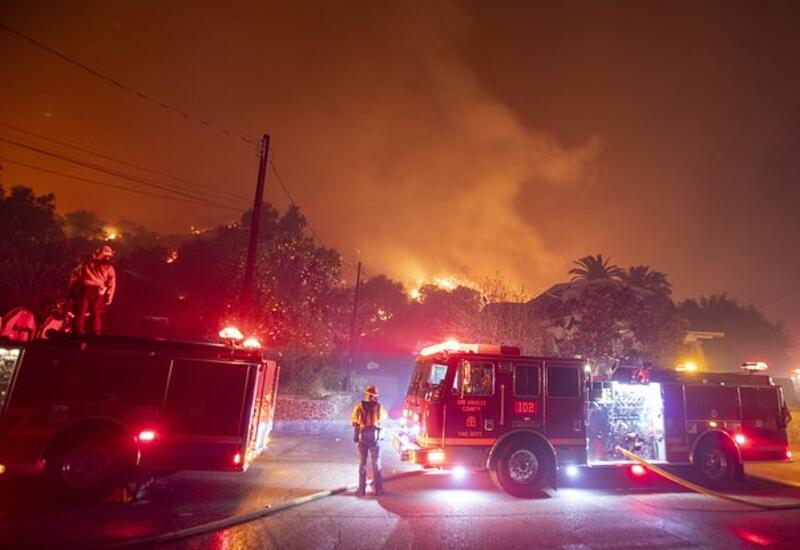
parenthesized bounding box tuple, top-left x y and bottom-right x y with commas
(364, 384, 379, 397)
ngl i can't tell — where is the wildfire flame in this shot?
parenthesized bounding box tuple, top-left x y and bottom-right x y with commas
(407, 275, 475, 301)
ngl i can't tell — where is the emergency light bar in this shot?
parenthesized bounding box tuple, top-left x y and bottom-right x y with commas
(242, 337, 262, 350)
(219, 326, 244, 341)
(418, 340, 520, 357)
(741, 361, 768, 372)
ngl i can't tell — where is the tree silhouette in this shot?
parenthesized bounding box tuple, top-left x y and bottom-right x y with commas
(568, 254, 624, 281)
(620, 265, 672, 295)
(679, 294, 790, 371)
(0, 185, 74, 315)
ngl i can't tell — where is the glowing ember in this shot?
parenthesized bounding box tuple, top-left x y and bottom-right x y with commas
(103, 226, 120, 241)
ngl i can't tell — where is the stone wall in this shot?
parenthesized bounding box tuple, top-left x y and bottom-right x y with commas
(274, 392, 356, 434)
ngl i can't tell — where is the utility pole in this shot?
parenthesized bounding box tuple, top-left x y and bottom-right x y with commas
(344, 261, 362, 390)
(240, 134, 270, 328)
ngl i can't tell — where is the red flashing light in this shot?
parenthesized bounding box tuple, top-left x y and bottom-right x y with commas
(242, 337, 262, 350)
(419, 339, 468, 356)
(138, 430, 156, 442)
(233, 453, 242, 465)
(786, 449, 793, 460)
(630, 464, 646, 477)
(734, 434, 747, 446)
(418, 340, 520, 357)
(219, 326, 244, 341)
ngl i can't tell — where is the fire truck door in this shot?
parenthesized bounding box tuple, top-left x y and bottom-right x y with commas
(447, 359, 502, 442)
(662, 383, 690, 462)
(509, 362, 543, 430)
(544, 362, 585, 445)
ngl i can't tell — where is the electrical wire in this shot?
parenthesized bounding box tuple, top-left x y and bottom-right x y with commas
(268, 159, 325, 246)
(0, 21, 259, 148)
(0, 156, 239, 211)
(0, 121, 251, 201)
(0, 20, 363, 267)
(0, 135, 247, 210)
(267, 157, 365, 273)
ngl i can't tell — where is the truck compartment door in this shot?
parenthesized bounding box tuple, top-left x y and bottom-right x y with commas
(662, 383, 689, 462)
(544, 362, 586, 448)
(154, 359, 254, 470)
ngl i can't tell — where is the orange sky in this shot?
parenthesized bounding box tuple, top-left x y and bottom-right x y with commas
(1, 1, 799, 364)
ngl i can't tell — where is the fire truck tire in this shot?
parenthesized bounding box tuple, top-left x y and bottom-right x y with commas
(693, 439, 737, 487)
(45, 428, 138, 501)
(492, 439, 553, 498)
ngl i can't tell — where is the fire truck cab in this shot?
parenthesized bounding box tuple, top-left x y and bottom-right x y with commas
(0, 333, 279, 500)
(394, 341, 792, 497)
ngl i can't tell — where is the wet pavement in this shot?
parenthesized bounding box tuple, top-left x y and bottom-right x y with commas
(0, 422, 414, 548)
(184, 464, 800, 549)
(2, 424, 800, 549)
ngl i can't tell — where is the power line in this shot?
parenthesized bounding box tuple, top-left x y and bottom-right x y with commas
(0, 135, 244, 210)
(0, 156, 237, 210)
(0, 121, 251, 201)
(268, 159, 326, 246)
(0, 21, 259, 148)
(268, 156, 367, 274)
(0, 134, 245, 208)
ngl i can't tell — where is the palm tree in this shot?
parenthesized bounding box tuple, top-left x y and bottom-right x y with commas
(568, 255, 624, 281)
(620, 265, 672, 295)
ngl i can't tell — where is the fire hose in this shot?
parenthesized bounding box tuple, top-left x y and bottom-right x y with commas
(615, 446, 800, 511)
(108, 469, 425, 548)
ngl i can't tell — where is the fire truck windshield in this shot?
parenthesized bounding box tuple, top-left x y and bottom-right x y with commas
(408, 359, 448, 401)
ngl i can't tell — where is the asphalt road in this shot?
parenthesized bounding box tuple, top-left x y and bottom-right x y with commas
(2, 424, 800, 549)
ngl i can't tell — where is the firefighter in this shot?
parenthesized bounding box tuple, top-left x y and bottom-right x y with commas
(351, 384, 383, 496)
(473, 366, 493, 395)
(70, 244, 116, 335)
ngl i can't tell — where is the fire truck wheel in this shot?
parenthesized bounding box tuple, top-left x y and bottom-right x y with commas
(45, 429, 137, 501)
(693, 440, 737, 486)
(493, 439, 552, 498)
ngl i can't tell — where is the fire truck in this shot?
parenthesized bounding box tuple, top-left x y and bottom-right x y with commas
(394, 341, 792, 497)
(0, 331, 279, 500)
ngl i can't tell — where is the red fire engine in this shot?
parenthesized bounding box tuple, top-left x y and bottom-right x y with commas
(0, 331, 279, 500)
(394, 341, 792, 497)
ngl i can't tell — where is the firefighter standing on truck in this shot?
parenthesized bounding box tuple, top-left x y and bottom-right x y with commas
(69, 244, 116, 335)
(352, 384, 383, 496)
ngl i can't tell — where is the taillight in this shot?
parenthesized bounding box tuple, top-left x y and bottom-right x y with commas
(630, 464, 646, 477)
(0, 464, 6, 475)
(734, 434, 747, 446)
(787, 449, 793, 460)
(138, 430, 156, 442)
(233, 453, 242, 465)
